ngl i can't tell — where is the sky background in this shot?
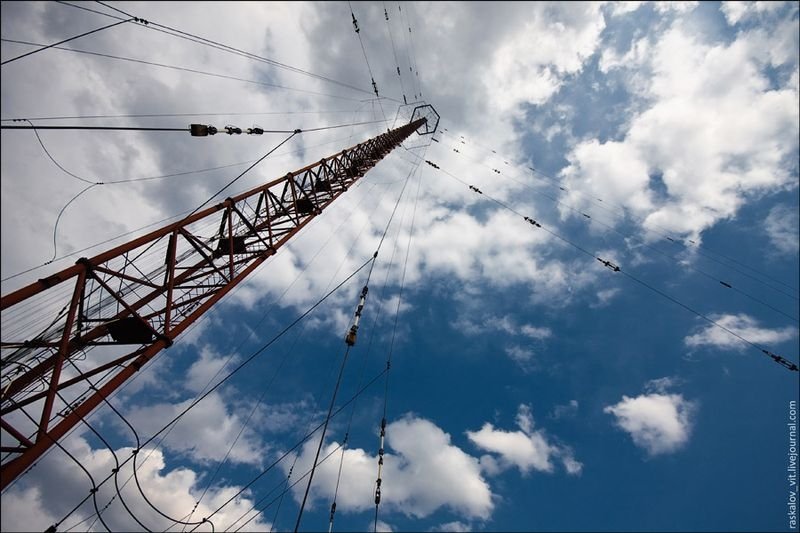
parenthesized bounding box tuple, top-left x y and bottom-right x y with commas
(1, 1, 799, 532)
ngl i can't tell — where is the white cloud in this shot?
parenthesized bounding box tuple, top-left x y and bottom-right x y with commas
(185, 346, 239, 394)
(549, 399, 580, 420)
(561, 18, 800, 243)
(653, 1, 698, 14)
(0, 487, 62, 532)
(644, 376, 682, 394)
(375, 519, 395, 532)
(487, 3, 606, 113)
(453, 314, 552, 371)
(763, 204, 799, 255)
(720, 1, 753, 25)
(720, 1, 791, 26)
(608, 1, 645, 16)
(593, 287, 621, 307)
(454, 314, 551, 339)
(519, 324, 553, 340)
(467, 404, 582, 476)
(429, 520, 474, 532)
(0, 434, 271, 532)
(684, 313, 797, 351)
(504, 345, 537, 372)
(282, 415, 493, 520)
(599, 36, 651, 74)
(124, 392, 265, 466)
(604, 392, 697, 456)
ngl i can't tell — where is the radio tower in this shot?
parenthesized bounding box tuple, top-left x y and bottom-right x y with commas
(0, 108, 439, 489)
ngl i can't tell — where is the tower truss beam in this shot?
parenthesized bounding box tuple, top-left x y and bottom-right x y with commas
(0, 118, 425, 489)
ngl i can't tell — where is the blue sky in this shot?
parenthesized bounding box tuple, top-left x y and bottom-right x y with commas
(1, 1, 799, 532)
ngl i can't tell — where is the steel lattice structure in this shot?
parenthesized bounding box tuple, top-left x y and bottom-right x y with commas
(0, 117, 426, 488)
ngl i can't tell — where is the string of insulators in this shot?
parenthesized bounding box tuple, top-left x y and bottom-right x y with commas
(763, 349, 799, 371)
(328, 431, 349, 533)
(374, 417, 387, 506)
(432, 144, 798, 371)
(190, 124, 268, 136)
(328, 502, 336, 533)
(345, 285, 369, 346)
(523, 216, 541, 228)
(596, 257, 620, 272)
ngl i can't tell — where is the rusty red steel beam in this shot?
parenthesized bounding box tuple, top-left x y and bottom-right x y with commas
(1, 121, 423, 400)
(0, 118, 424, 490)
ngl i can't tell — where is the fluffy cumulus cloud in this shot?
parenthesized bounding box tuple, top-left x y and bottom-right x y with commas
(488, 2, 607, 112)
(561, 14, 799, 243)
(684, 313, 797, 351)
(124, 391, 266, 466)
(467, 404, 582, 476)
(0, 433, 270, 532)
(185, 345, 239, 394)
(604, 387, 697, 456)
(282, 414, 493, 520)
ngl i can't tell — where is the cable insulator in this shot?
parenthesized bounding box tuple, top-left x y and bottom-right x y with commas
(523, 216, 541, 228)
(596, 257, 620, 272)
(190, 124, 212, 136)
(345, 325, 358, 346)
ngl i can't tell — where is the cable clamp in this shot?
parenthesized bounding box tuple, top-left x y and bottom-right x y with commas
(596, 257, 620, 272)
(763, 349, 799, 371)
(190, 124, 217, 136)
(523, 216, 541, 228)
